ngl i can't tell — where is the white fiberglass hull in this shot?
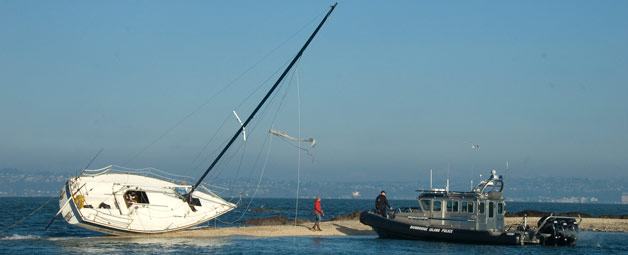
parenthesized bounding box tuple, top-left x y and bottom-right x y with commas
(58, 171, 235, 235)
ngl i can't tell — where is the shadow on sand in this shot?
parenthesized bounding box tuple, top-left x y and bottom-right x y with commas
(332, 223, 375, 236)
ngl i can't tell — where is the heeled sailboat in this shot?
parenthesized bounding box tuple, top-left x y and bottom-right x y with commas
(54, 3, 337, 235)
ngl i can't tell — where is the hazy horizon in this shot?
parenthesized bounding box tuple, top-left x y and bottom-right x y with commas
(1, 1, 627, 183)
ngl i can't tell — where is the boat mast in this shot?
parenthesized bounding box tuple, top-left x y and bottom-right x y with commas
(188, 3, 337, 195)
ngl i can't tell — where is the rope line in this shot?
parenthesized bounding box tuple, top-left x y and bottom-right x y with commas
(1, 197, 56, 233)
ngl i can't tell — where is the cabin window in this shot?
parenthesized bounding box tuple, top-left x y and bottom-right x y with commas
(498, 202, 504, 214)
(479, 202, 485, 214)
(446, 200, 453, 212)
(461, 201, 468, 212)
(488, 202, 494, 218)
(453, 201, 459, 212)
(124, 190, 150, 207)
(433, 200, 442, 212)
(420, 200, 431, 211)
(468, 202, 474, 213)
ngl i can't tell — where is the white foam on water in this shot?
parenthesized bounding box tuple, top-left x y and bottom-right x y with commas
(0, 234, 41, 240)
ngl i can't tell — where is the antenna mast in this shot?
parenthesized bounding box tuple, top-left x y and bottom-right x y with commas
(429, 169, 433, 190)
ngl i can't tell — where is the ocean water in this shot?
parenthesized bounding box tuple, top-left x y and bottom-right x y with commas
(1, 197, 627, 254)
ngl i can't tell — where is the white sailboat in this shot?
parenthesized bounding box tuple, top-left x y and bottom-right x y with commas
(55, 3, 337, 235)
(58, 166, 236, 235)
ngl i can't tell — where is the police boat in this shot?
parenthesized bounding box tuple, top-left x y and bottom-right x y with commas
(360, 170, 579, 245)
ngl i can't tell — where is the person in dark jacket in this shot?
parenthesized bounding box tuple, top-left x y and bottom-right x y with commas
(375, 191, 390, 218)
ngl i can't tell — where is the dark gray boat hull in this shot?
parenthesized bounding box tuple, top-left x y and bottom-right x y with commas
(360, 211, 521, 245)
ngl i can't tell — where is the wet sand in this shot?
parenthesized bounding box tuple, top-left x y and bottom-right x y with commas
(111, 217, 627, 239)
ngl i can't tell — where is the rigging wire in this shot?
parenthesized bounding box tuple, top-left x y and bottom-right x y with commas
(227, 137, 248, 193)
(294, 67, 302, 226)
(204, 60, 295, 182)
(216, 132, 274, 225)
(275, 137, 316, 159)
(0, 197, 55, 234)
(187, 114, 233, 171)
(192, 84, 278, 182)
(218, 64, 294, 184)
(189, 54, 295, 184)
(213, 65, 300, 224)
(215, 64, 298, 182)
(193, 64, 296, 209)
(122, 11, 325, 166)
(205, 82, 285, 182)
(3, 149, 108, 234)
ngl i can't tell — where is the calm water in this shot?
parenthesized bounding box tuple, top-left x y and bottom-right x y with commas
(1, 197, 627, 254)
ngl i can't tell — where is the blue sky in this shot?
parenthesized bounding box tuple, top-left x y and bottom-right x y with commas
(1, 1, 627, 182)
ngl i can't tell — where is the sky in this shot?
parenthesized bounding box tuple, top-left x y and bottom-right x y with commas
(1, 1, 627, 183)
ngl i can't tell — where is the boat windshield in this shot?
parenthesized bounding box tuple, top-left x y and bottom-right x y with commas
(420, 200, 431, 211)
(473, 170, 504, 194)
(433, 200, 442, 211)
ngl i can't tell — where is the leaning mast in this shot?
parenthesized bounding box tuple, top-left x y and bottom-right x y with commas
(188, 3, 337, 195)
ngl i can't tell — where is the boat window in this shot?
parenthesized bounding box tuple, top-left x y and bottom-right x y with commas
(420, 200, 431, 211)
(468, 202, 474, 213)
(498, 202, 504, 214)
(433, 200, 442, 212)
(453, 201, 459, 212)
(124, 190, 150, 207)
(461, 201, 468, 212)
(479, 202, 485, 214)
(446, 200, 453, 212)
(489, 202, 494, 218)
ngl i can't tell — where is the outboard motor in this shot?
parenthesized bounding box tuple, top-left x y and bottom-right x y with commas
(536, 216, 579, 246)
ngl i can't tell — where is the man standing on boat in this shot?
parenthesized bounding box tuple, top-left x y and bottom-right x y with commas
(375, 191, 391, 218)
(311, 196, 324, 231)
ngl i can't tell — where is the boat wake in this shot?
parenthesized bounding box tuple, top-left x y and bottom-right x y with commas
(0, 234, 41, 240)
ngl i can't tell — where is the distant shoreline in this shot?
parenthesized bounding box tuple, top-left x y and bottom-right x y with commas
(1, 196, 627, 204)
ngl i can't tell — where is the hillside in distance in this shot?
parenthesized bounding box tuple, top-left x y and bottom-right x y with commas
(1, 168, 626, 203)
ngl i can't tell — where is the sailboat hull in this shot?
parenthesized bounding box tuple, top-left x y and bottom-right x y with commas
(58, 172, 235, 235)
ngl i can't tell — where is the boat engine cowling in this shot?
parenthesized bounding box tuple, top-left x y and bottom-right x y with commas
(536, 216, 579, 246)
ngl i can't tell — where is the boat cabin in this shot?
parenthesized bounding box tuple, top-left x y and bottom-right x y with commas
(398, 170, 506, 231)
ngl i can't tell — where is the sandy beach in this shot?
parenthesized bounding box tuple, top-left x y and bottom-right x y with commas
(109, 217, 628, 239)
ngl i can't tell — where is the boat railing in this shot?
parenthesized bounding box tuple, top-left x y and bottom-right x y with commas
(473, 171, 504, 194)
(81, 165, 229, 193)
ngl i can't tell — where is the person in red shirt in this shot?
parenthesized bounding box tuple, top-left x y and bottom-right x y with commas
(311, 196, 324, 231)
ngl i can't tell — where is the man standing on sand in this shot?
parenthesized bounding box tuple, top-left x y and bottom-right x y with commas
(375, 191, 390, 218)
(311, 196, 324, 231)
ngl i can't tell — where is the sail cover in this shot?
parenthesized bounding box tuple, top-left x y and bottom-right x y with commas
(269, 129, 316, 147)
